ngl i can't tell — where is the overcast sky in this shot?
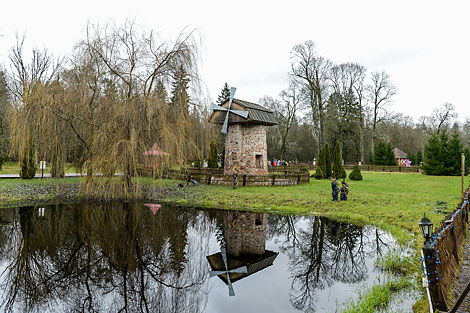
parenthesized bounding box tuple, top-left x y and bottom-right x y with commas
(1, 0, 469, 122)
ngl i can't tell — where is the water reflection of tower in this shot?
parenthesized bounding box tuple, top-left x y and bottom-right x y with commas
(207, 211, 278, 296)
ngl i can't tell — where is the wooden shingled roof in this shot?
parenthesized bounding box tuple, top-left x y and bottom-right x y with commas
(206, 250, 278, 284)
(393, 147, 408, 159)
(210, 98, 277, 126)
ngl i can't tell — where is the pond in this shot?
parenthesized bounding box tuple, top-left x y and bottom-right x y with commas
(0, 202, 401, 313)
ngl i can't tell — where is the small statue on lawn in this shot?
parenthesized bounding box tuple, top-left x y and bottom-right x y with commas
(330, 178, 339, 201)
(340, 179, 349, 201)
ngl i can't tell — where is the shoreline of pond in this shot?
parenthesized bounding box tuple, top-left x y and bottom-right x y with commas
(0, 177, 426, 312)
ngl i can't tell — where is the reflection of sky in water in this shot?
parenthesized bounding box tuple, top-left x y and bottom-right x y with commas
(205, 217, 398, 313)
(0, 205, 407, 313)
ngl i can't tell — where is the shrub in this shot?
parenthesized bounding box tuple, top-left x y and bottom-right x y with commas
(349, 164, 363, 181)
(207, 140, 218, 168)
(312, 167, 324, 179)
(332, 141, 346, 179)
(193, 154, 202, 168)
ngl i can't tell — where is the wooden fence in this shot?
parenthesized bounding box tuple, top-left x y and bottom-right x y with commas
(159, 167, 309, 186)
(422, 186, 469, 311)
(343, 163, 421, 173)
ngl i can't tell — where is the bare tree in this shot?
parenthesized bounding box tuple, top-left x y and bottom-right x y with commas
(290, 41, 332, 154)
(432, 102, 457, 134)
(329, 63, 366, 161)
(263, 79, 303, 160)
(366, 70, 397, 153)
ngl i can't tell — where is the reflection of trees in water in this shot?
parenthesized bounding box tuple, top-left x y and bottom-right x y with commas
(0, 203, 213, 313)
(267, 215, 388, 313)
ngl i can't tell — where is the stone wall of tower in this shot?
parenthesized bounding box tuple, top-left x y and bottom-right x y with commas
(224, 124, 268, 175)
(223, 211, 267, 257)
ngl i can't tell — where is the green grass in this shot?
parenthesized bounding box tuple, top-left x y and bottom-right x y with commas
(170, 172, 465, 248)
(0, 161, 78, 175)
(376, 250, 414, 275)
(341, 277, 413, 313)
(0, 171, 466, 312)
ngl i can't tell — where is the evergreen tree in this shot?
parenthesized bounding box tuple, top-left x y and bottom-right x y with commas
(445, 131, 463, 175)
(332, 141, 346, 179)
(221, 145, 225, 168)
(207, 140, 218, 168)
(217, 82, 231, 105)
(20, 136, 36, 179)
(373, 140, 395, 165)
(155, 80, 167, 104)
(416, 150, 423, 165)
(349, 163, 363, 180)
(422, 134, 445, 175)
(312, 166, 324, 179)
(170, 65, 190, 111)
(464, 148, 470, 175)
(193, 154, 202, 168)
(324, 143, 332, 178)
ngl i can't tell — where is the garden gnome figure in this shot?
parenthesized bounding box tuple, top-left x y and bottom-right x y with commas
(330, 178, 339, 201)
(232, 165, 239, 189)
(340, 179, 349, 201)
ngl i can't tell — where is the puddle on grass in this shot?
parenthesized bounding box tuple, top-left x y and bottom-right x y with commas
(0, 203, 416, 313)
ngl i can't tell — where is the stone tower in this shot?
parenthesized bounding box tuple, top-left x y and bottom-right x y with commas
(210, 98, 277, 175)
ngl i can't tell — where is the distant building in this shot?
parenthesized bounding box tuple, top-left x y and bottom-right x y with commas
(393, 148, 410, 166)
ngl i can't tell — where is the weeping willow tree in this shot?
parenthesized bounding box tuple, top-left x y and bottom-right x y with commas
(7, 35, 61, 178)
(8, 23, 211, 199)
(79, 21, 202, 199)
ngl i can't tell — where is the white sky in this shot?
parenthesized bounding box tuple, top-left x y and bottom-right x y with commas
(1, 0, 469, 122)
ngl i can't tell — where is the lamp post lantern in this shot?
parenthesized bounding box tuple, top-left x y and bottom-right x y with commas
(419, 213, 433, 249)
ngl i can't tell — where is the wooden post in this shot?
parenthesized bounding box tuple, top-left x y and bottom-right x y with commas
(462, 153, 465, 199)
(243, 175, 247, 186)
(423, 246, 448, 311)
(272, 175, 275, 186)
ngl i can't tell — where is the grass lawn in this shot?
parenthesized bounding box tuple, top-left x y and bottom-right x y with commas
(0, 171, 466, 312)
(169, 171, 466, 247)
(0, 161, 78, 175)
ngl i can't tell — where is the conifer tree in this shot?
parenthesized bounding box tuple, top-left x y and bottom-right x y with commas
(464, 148, 470, 175)
(349, 163, 363, 180)
(155, 80, 167, 104)
(332, 140, 346, 178)
(217, 82, 231, 105)
(170, 65, 190, 111)
(446, 131, 463, 175)
(221, 145, 225, 168)
(422, 134, 445, 175)
(207, 140, 218, 168)
(373, 140, 395, 165)
(416, 150, 423, 165)
(324, 143, 332, 178)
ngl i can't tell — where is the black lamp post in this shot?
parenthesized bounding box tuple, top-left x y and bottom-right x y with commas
(419, 213, 433, 249)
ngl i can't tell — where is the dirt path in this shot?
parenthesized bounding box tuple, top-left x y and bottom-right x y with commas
(452, 225, 470, 312)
